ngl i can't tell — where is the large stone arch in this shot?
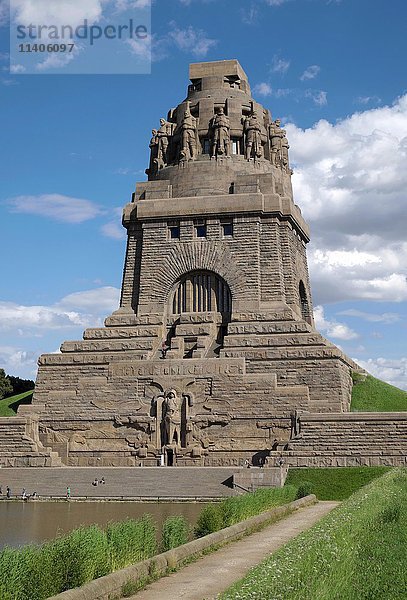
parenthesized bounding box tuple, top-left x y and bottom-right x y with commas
(153, 241, 246, 306)
(170, 270, 232, 315)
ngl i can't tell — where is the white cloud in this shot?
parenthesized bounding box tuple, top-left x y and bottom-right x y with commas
(0, 346, 38, 376)
(10, 64, 26, 74)
(271, 55, 290, 74)
(10, 0, 104, 28)
(286, 93, 407, 304)
(356, 95, 381, 105)
(168, 23, 217, 58)
(253, 82, 272, 96)
(0, 287, 120, 333)
(305, 89, 327, 106)
(356, 357, 407, 391)
(337, 309, 400, 324)
(35, 48, 80, 71)
(101, 222, 126, 240)
(314, 305, 359, 340)
(6, 194, 104, 223)
(300, 65, 320, 81)
(127, 35, 151, 60)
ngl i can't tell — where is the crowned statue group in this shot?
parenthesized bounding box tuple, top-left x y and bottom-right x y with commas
(147, 101, 291, 176)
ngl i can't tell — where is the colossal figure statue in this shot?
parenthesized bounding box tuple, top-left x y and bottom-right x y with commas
(163, 389, 182, 446)
(210, 107, 230, 158)
(146, 129, 158, 176)
(244, 112, 262, 160)
(180, 108, 198, 161)
(269, 119, 284, 167)
(156, 118, 173, 168)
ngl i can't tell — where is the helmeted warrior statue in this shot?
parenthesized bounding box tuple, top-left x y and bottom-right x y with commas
(156, 118, 174, 168)
(146, 129, 158, 176)
(210, 107, 230, 158)
(180, 106, 198, 161)
(244, 112, 262, 160)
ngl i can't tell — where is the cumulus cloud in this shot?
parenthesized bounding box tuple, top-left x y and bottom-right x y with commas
(286, 94, 407, 304)
(314, 305, 359, 340)
(10, 0, 104, 28)
(0, 346, 38, 376)
(356, 357, 407, 391)
(305, 89, 327, 106)
(6, 194, 104, 224)
(0, 287, 120, 333)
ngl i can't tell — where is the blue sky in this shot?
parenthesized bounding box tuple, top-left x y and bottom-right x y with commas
(0, 0, 406, 389)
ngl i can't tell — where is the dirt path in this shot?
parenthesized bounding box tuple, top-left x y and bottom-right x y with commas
(127, 501, 339, 600)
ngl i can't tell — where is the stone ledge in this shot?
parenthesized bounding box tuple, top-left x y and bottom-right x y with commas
(48, 495, 317, 600)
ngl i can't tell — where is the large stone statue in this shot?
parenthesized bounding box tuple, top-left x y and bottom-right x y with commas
(210, 107, 230, 158)
(269, 119, 283, 167)
(244, 112, 262, 160)
(146, 128, 158, 176)
(180, 108, 198, 161)
(163, 389, 182, 446)
(156, 118, 174, 168)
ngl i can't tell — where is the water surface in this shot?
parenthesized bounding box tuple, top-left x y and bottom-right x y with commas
(0, 501, 206, 549)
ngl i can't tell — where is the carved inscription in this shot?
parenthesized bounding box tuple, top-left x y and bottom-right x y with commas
(109, 359, 245, 378)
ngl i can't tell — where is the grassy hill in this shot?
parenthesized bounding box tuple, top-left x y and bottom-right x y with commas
(351, 372, 407, 412)
(0, 390, 34, 417)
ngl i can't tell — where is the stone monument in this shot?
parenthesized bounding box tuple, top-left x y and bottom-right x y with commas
(8, 60, 406, 469)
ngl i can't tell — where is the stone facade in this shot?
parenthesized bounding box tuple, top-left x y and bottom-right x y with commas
(6, 60, 406, 469)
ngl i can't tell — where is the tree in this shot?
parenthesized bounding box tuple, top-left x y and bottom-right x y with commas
(0, 369, 13, 400)
(6, 375, 35, 396)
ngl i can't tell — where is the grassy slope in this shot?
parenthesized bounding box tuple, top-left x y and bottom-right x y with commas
(351, 373, 407, 412)
(285, 466, 390, 500)
(0, 390, 34, 417)
(221, 468, 407, 600)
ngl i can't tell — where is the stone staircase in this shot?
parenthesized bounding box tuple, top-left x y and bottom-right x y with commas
(0, 417, 62, 467)
(0, 467, 241, 499)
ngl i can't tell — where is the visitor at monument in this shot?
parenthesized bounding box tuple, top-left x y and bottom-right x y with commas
(21, 488, 27, 500)
(6, 486, 11, 498)
(92, 478, 98, 486)
(100, 477, 105, 485)
(160, 341, 168, 359)
(66, 486, 71, 499)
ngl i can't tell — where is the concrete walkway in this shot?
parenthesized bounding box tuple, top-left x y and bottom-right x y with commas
(127, 501, 339, 600)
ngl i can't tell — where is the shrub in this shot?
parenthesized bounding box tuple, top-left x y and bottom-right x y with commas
(194, 504, 223, 538)
(296, 481, 313, 499)
(161, 516, 189, 552)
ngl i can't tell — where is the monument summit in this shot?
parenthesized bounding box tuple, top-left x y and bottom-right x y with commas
(6, 60, 406, 469)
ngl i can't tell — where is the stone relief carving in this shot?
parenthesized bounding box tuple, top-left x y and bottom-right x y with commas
(163, 388, 182, 446)
(244, 112, 262, 160)
(210, 107, 230, 158)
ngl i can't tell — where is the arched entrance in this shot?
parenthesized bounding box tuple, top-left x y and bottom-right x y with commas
(171, 270, 232, 315)
(167, 271, 232, 359)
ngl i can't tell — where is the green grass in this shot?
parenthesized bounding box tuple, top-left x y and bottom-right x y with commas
(194, 486, 298, 538)
(221, 468, 407, 600)
(0, 390, 34, 417)
(0, 515, 157, 600)
(285, 467, 390, 500)
(351, 372, 407, 412)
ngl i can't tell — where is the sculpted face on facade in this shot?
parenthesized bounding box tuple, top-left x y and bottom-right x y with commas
(5, 59, 403, 471)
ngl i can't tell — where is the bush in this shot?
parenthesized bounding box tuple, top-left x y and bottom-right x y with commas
(194, 504, 223, 538)
(161, 516, 189, 552)
(296, 481, 313, 499)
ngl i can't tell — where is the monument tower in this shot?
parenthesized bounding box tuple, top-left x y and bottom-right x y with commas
(22, 60, 359, 467)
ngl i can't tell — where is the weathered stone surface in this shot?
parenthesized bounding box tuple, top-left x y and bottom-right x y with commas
(2, 59, 405, 469)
